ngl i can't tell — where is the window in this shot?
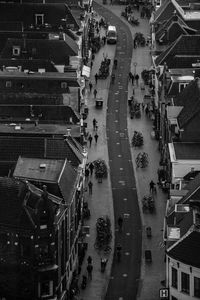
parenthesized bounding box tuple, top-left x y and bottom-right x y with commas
(40, 281, 53, 297)
(35, 14, 44, 26)
(194, 277, 200, 298)
(179, 83, 188, 93)
(181, 272, 190, 294)
(61, 82, 68, 89)
(6, 81, 12, 88)
(172, 267, 178, 288)
(12, 46, 20, 56)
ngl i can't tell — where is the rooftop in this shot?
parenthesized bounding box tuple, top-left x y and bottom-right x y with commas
(167, 229, 200, 267)
(14, 157, 67, 182)
(174, 142, 200, 160)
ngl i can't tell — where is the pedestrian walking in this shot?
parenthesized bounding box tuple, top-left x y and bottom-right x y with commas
(149, 180, 156, 194)
(88, 180, 93, 195)
(87, 263, 93, 280)
(95, 73, 98, 84)
(89, 162, 94, 176)
(117, 215, 123, 232)
(87, 256, 92, 265)
(90, 61, 93, 69)
(89, 81, 93, 92)
(88, 134, 93, 147)
(102, 36, 106, 45)
(94, 133, 99, 144)
(135, 73, 139, 86)
(93, 88, 97, 98)
(128, 71, 133, 81)
(85, 167, 90, 181)
(93, 118, 97, 131)
(131, 74, 135, 85)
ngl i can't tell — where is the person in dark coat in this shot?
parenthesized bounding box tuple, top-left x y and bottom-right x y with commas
(89, 81, 93, 92)
(95, 73, 98, 84)
(93, 89, 97, 98)
(89, 162, 94, 176)
(94, 133, 99, 144)
(87, 256, 92, 264)
(88, 134, 93, 147)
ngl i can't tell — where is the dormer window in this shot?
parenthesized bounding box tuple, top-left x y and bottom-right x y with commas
(179, 83, 188, 93)
(35, 14, 44, 26)
(61, 82, 68, 89)
(13, 46, 21, 56)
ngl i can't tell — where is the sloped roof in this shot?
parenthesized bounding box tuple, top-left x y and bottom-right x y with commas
(0, 177, 29, 227)
(153, 0, 180, 25)
(176, 78, 200, 128)
(0, 38, 78, 64)
(167, 229, 200, 267)
(0, 136, 83, 167)
(155, 13, 195, 41)
(0, 105, 80, 124)
(155, 35, 200, 67)
(174, 142, 200, 160)
(166, 209, 193, 237)
(0, 58, 57, 72)
(13, 157, 77, 204)
(0, 3, 79, 30)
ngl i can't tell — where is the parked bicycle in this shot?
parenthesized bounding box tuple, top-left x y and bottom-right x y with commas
(135, 152, 148, 168)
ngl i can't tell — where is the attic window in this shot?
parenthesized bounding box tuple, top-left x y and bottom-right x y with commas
(6, 81, 12, 88)
(61, 82, 68, 89)
(13, 46, 20, 56)
(179, 83, 188, 93)
(35, 14, 44, 26)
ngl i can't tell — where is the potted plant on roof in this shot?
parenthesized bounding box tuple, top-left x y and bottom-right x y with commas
(93, 159, 108, 183)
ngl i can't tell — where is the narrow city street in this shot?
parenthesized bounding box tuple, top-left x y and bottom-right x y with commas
(79, 2, 166, 299)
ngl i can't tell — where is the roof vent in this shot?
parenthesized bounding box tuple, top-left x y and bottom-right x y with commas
(39, 164, 46, 169)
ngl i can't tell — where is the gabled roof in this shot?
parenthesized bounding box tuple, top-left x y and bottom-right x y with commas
(14, 157, 77, 203)
(0, 136, 83, 167)
(0, 105, 80, 124)
(0, 38, 78, 64)
(174, 142, 200, 160)
(176, 78, 200, 128)
(155, 13, 196, 42)
(0, 3, 79, 30)
(180, 172, 200, 204)
(155, 35, 200, 68)
(167, 228, 200, 267)
(0, 177, 60, 229)
(153, 0, 180, 25)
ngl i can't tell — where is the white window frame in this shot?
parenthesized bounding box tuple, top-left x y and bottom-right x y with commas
(13, 46, 20, 56)
(35, 14, 44, 26)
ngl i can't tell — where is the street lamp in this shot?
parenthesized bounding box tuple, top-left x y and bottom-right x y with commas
(133, 62, 137, 75)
